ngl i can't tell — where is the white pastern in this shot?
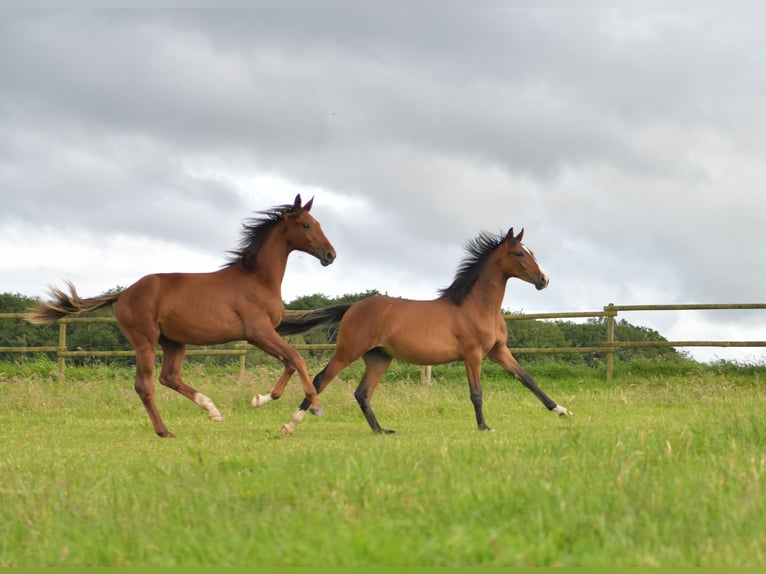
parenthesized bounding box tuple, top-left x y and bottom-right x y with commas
(194, 392, 224, 422)
(281, 409, 307, 436)
(251, 393, 273, 408)
(553, 405, 570, 417)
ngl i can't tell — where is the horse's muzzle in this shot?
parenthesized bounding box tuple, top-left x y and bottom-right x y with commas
(320, 249, 337, 267)
(535, 275, 550, 290)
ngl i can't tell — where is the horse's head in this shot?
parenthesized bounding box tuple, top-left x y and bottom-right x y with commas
(284, 194, 337, 266)
(502, 228, 549, 290)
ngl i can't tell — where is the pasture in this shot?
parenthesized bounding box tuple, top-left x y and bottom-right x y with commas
(1, 358, 764, 566)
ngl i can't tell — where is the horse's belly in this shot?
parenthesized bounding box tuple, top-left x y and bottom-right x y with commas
(381, 328, 462, 366)
(159, 313, 244, 346)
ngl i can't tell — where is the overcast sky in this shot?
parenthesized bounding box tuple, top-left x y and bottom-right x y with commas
(2, 2, 764, 363)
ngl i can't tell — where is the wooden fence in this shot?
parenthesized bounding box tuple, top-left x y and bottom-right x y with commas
(1, 303, 764, 382)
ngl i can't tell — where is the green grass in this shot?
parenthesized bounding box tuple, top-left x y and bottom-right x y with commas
(1, 359, 765, 566)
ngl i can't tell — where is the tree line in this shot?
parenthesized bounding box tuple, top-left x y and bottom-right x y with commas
(0, 290, 684, 366)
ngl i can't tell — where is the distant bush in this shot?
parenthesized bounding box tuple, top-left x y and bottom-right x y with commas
(1, 291, 754, 373)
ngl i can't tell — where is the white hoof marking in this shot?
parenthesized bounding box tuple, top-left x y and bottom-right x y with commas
(251, 393, 273, 409)
(281, 410, 307, 437)
(553, 405, 570, 417)
(194, 393, 223, 422)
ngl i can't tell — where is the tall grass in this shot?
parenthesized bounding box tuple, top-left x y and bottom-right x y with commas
(0, 359, 764, 566)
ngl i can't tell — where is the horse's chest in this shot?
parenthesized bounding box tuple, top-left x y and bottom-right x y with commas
(476, 328, 497, 351)
(452, 323, 496, 355)
(258, 303, 284, 327)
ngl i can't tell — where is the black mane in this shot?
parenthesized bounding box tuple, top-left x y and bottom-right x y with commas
(438, 230, 506, 305)
(225, 203, 296, 271)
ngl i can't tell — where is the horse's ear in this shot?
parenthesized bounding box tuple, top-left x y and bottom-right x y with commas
(506, 227, 524, 245)
(303, 196, 314, 212)
(292, 194, 302, 211)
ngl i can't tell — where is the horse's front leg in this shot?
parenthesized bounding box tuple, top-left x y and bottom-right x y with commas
(251, 364, 293, 408)
(248, 330, 323, 416)
(464, 354, 492, 431)
(488, 344, 570, 417)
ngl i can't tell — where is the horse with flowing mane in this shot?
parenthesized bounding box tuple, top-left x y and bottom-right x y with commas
(27, 194, 336, 437)
(265, 227, 570, 435)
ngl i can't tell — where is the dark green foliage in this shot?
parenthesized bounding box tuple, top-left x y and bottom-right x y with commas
(506, 315, 685, 367)
(283, 290, 383, 356)
(0, 293, 58, 360)
(0, 292, 132, 365)
(0, 290, 705, 369)
(284, 289, 382, 311)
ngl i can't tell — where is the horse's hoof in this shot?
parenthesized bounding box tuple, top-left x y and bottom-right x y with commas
(553, 405, 570, 417)
(250, 394, 271, 409)
(210, 414, 224, 422)
(310, 408, 324, 417)
(281, 424, 293, 436)
(381, 429, 396, 435)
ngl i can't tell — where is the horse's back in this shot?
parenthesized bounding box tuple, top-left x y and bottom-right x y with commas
(339, 295, 463, 364)
(114, 269, 259, 345)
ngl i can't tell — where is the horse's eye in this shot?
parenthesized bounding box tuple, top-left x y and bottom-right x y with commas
(302, 223, 310, 230)
(515, 251, 524, 258)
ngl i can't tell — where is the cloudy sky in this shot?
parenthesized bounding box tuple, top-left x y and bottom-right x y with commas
(2, 2, 764, 363)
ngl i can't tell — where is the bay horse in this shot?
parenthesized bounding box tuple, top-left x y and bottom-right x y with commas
(27, 194, 336, 437)
(269, 227, 569, 435)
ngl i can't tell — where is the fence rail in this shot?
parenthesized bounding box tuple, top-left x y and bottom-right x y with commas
(2, 303, 765, 381)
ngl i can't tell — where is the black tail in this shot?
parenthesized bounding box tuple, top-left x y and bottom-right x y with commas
(276, 304, 352, 336)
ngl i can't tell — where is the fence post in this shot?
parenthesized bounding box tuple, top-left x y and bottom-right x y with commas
(604, 303, 616, 381)
(237, 343, 247, 377)
(57, 321, 67, 382)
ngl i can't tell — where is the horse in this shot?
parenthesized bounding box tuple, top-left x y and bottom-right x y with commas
(268, 227, 570, 436)
(26, 194, 336, 438)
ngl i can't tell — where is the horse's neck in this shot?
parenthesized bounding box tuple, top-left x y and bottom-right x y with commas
(252, 228, 291, 293)
(464, 259, 509, 315)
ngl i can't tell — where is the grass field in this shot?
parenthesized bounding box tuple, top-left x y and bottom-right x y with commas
(1, 358, 765, 566)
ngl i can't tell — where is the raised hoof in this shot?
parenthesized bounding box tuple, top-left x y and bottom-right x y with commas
(281, 424, 294, 437)
(309, 408, 324, 417)
(553, 405, 570, 417)
(209, 414, 224, 422)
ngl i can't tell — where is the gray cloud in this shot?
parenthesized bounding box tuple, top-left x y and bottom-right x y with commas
(2, 3, 765, 360)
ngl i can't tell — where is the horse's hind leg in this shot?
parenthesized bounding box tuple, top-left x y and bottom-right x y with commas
(281, 354, 353, 436)
(131, 342, 175, 438)
(118, 311, 176, 436)
(488, 344, 569, 417)
(249, 330, 322, 415)
(355, 348, 394, 434)
(159, 336, 223, 423)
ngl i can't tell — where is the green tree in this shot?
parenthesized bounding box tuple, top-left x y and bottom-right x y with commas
(0, 293, 58, 360)
(1, 290, 692, 368)
(282, 290, 382, 358)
